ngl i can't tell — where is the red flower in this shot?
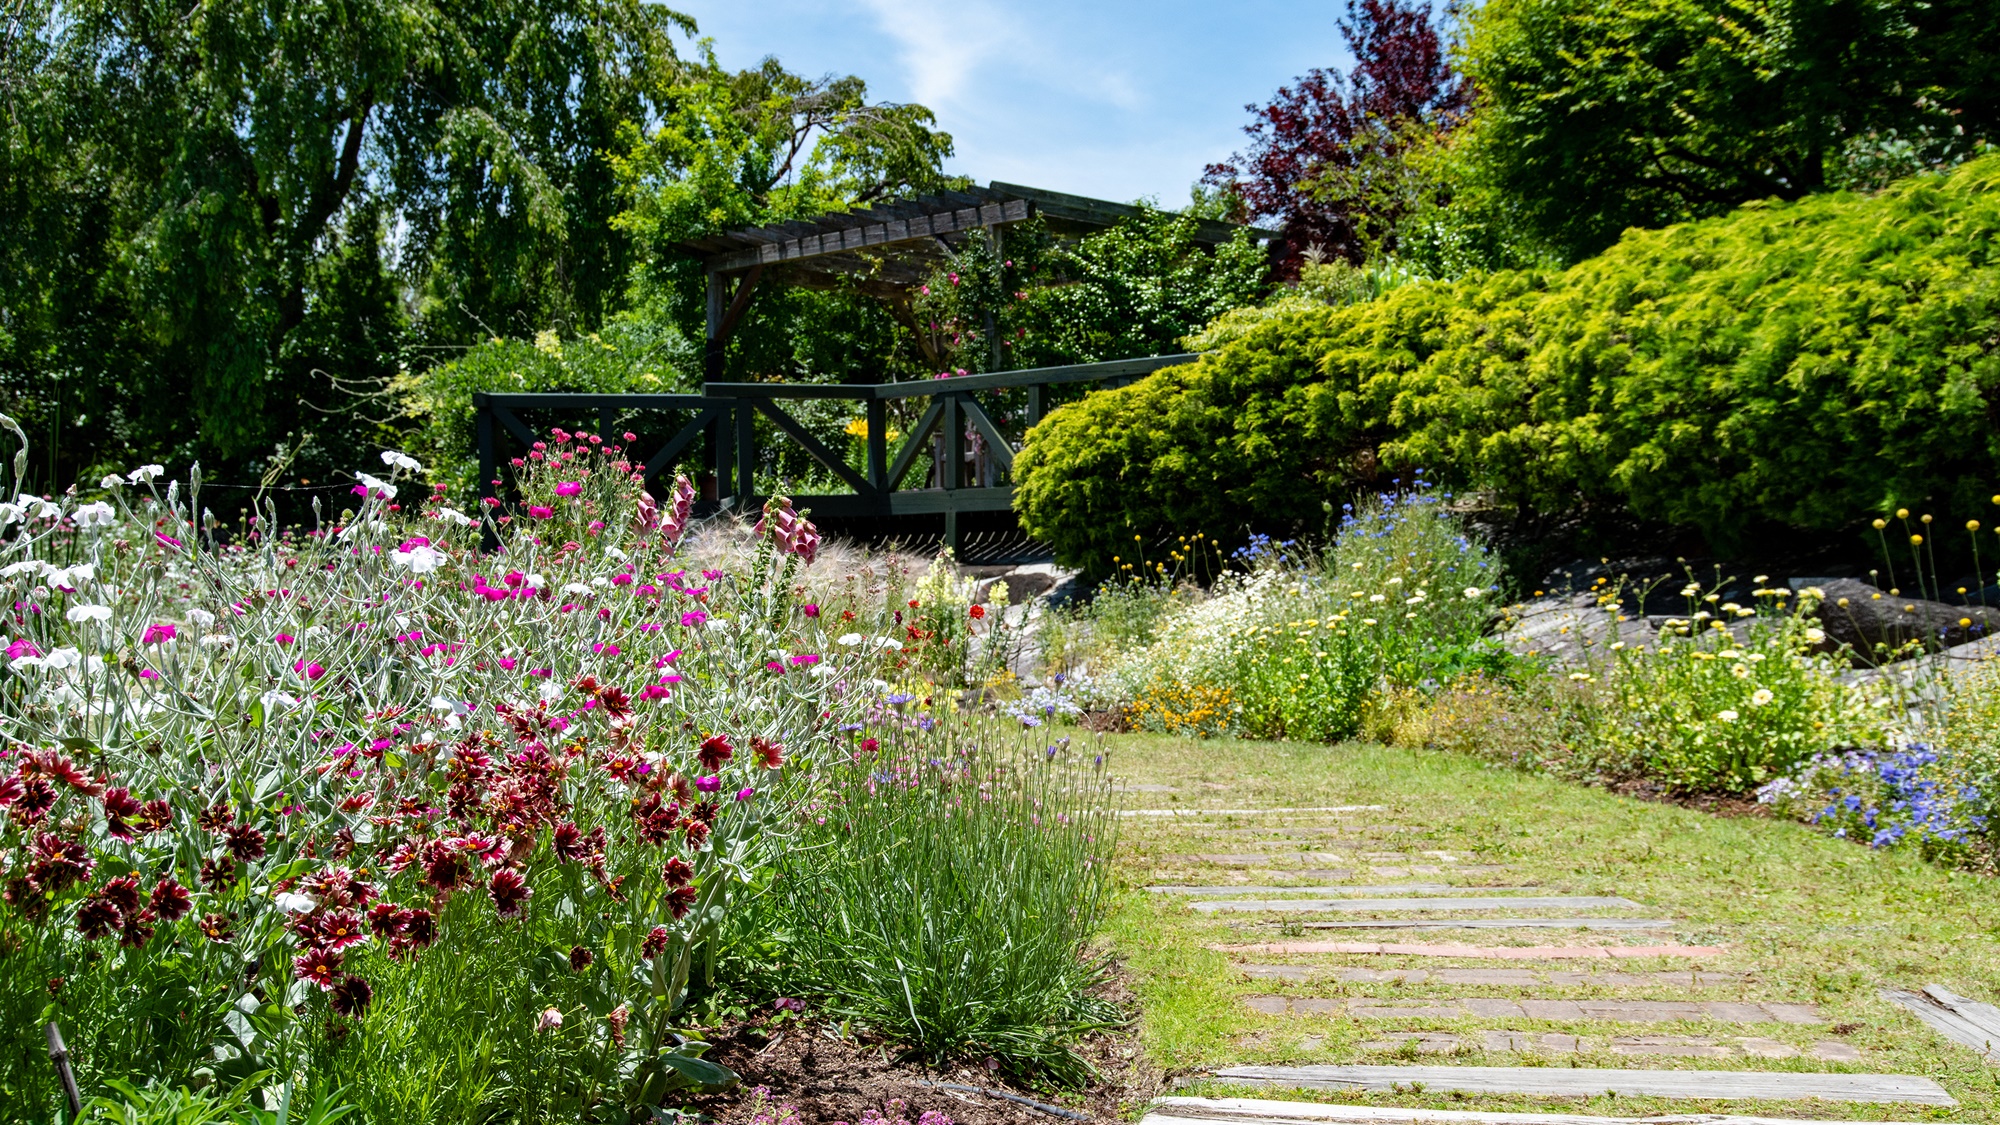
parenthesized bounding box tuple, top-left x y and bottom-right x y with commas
(0, 774, 21, 807)
(198, 913, 234, 943)
(420, 841, 471, 891)
(98, 874, 143, 914)
(640, 926, 671, 959)
(10, 777, 56, 825)
(859, 738, 880, 754)
(366, 902, 402, 938)
(667, 884, 698, 920)
(225, 823, 267, 862)
(752, 737, 785, 769)
(682, 820, 709, 848)
(294, 947, 343, 991)
(569, 945, 593, 971)
(697, 734, 733, 771)
(149, 877, 192, 921)
(27, 832, 92, 892)
(197, 802, 233, 833)
(969, 604, 986, 619)
(661, 857, 693, 887)
(487, 869, 531, 917)
(394, 908, 437, 950)
(135, 799, 173, 833)
(552, 822, 586, 862)
(598, 685, 632, 723)
(100, 787, 143, 841)
(315, 910, 368, 952)
(74, 896, 122, 940)
(119, 908, 157, 948)
(329, 974, 374, 1017)
(199, 856, 237, 890)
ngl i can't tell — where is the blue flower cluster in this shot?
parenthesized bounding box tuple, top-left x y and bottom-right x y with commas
(1772, 745, 1986, 849)
(1233, 533, 1297, 564)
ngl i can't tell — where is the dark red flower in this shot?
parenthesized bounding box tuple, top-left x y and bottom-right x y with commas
(316, 910, 368, 952)
(119, 907, 157, 948)
(197, 802, 233, 833)
(487, 868, 531, 917)
(225, 823, 267, 862)
(198, 912, 234, 943)
(10, 777, 57, 825)
(630, 793, 679, 846)
(100, 787, 143, 841)
(666, 884, 698, 920)
(691, 800, 719, 825)
(420, 840, 471, 891)
(569, 945, 593, 971)
(682, 819, 710, 848)
(294, 947, 342, 990)
(199, 856, 237, 890)
(0, 774, 21, 807)
(366, 902, 402, 938)
(149, 877, 192, 921)
(27, 832, 92, 892)
(752, 737, 785, 769)
(3, 876, 48, 921)
(598, 686, 632, 723)
(74, 896, 122, 940)
(135, 799, 173, 833)
(859, 738, 880, 754)
(661, 857, 693, 887)
(551, 821, 585, 861)
(608, 1005, 629, 1049)
(697, 734, 733, 771)
(329, 974, 374, 1017)
(640, 925, 671, 960)
(395, 907, 437, 949)
(304, 866, 374, 908)
(98, 874, 143, 914)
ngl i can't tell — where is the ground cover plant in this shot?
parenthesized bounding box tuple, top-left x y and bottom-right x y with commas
(0, 430, 1121, 1122)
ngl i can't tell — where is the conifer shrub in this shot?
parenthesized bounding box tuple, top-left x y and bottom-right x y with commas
(1016, 157, 2000, 574)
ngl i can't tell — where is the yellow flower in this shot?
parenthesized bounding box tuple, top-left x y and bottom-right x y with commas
(1970, 520, 1982, 532)
(1896, 508, 1910, 519)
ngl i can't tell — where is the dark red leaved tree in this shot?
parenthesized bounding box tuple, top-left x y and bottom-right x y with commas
(1205, 0, 1470, 276)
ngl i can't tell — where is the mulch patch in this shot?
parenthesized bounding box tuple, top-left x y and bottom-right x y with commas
(687, 1020, 1159, 1125)
(1607, 777, 1770, 819)
(686, 971, 1166, 1124)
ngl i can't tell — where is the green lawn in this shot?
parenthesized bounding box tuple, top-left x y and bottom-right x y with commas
(1098, 733, 2000, 1121)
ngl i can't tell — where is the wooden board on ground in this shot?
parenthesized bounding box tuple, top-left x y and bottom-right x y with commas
(1214, 942, 1725, 959)
(1208, 1065, 1956, 1106)
(1141, 1095, 1958, 1125)
(1286, 919, 1677, 931)
(1881, 985, 2000, 1062)
(1193, 896, 1639, 914)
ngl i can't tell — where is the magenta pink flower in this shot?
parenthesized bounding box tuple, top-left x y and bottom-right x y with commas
(528, 505, 555, 520)
(6, 639, 40, 660)
(555, 482, 583, 497)
(695, 775, 722, 794)
(274, 633, 296, 645)
(292, 659, 325, 681)
(140, 623, 176, 644)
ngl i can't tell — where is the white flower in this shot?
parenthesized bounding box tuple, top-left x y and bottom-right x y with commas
(73, 501, 117, 529)
(1680, 583, 1701, 597)
(259, 689, 299, 714)
(560, 582, 592, 596)
(99, 474, 123, 489)
(1463, 586, 1484, 599)
(1716, 709, 1739, 722)
(127, 464, 165, 484)
(1749, 688, 1775, 707)
(1404, 595, 1425, 606)
(838, 633, 863, 646)
(65, 604, 112, 624)
(49, 563, 94, 591)
(13, 494, 58, 520)
(189, 608, 216, 628)
(199, 633, 234, 647)
(1804, 627, 1826, 644)
(1569, 671, 1593, 681)
(874, 636, 904, 651)
(274, 892, 317, 914)
(1369, 593, 1386, 604)
(355, 472, 398, 500)
(434, 507, 476, 527)
(538, 679, 563, 703)
(1, 560, 44, 578)
(379, 450, 424, 473)
(389, 544, 445, 574)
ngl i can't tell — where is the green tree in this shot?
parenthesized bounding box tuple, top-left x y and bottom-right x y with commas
(0, 0, 691, 485)
(1458, 0, 2000, 261)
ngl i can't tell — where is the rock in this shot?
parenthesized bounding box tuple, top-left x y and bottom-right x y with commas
(1808, 578, 2000, 656)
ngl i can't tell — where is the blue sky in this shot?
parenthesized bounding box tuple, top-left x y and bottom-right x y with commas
(670, 0, 1356, 207)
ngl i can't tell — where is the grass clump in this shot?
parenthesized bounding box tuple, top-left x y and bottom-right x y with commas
(775, 727, 1120, 1086)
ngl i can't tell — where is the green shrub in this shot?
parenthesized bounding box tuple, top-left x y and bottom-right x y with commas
(1016, 156, 2000, 574)
(775, 729, 1118, 1085)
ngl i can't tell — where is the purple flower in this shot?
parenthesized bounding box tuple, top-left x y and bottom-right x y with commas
(140, 623, 176, 644)
(695, 775, 722, 794)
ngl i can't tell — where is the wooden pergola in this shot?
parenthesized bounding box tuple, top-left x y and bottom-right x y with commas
(673, 181, 1280, 380)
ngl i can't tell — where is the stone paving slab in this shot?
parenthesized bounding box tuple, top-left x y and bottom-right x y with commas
(1209, 1065, 1956, 1105)
(1144, 1096, 1952, 1125)
(1353, 1032, 1859, 1062)
(1153, 884, 1538, 897)
(1217, 941, 1727, 959)
(1242, 996, 1820, 1024)
(1122, 806, 1388, 817)
(1193, 896, 1641, 914)
(1237, 965, 1747, 986)
(1290, 918, 1678, 932)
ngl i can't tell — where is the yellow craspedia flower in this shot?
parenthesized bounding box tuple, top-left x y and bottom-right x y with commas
(1911, 534, 1924, 545)
(1970, 520, 1982, 532)
(1922, 513, 1934, 524)
(1897, 508, 1910, 519)
(1872, 518, 1887, 529)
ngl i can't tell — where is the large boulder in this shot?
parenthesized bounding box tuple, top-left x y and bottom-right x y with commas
(1808, 579, 2000, 657)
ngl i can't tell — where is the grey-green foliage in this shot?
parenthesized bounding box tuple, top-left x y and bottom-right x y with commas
(776, 729, 1120, 1085)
